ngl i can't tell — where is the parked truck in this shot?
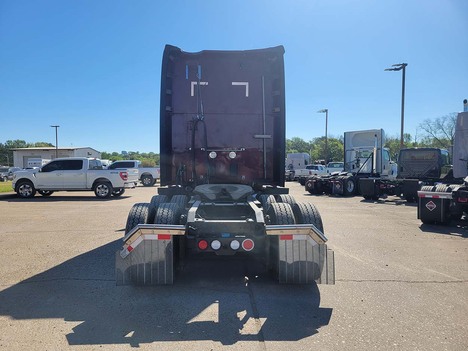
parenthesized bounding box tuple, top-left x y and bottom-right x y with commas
(417, 110, 468, 224)
(285, 152, 310, 181)
(359, 147, 453, 202)
(108, 160, 160, 186)
(305, 129, 397, 196)
(12, 157, 138, 198)
(116, 45, 335, 286)
(296, 164, 327, 185)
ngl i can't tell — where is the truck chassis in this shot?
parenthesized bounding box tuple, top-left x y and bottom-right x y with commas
(116, 184, 335, 285)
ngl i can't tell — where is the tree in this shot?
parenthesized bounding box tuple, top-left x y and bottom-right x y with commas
(309, 137, 343, 162)
(286, 137, 311, 154)
(384, 133, 413, 159)
(418, 113, 457, 150)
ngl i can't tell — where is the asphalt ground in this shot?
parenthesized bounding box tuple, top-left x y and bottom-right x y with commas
(0, 182, 466, 350)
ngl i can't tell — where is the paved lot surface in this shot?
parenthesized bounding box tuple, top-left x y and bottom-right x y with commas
(0, 182, 467, 350)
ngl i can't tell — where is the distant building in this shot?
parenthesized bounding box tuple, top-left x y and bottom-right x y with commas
(11, 147, 101, 168)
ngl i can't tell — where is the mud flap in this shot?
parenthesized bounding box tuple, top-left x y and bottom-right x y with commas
(115, 224, 185, 285)
(266, 224, 335, 285)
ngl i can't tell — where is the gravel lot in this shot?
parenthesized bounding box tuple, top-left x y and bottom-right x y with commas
(0, 182, 467, 350)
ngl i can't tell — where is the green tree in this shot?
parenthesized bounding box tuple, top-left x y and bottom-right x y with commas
(384, 133, 413, 159)
(286, 137, 311, 154)
(418, 113, 457, 150)
(309, 137, 343, 163)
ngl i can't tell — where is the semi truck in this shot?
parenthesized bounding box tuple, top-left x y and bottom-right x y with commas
(116, 45, 335, 286)
(305, 129, 397, 196)
(417, 111, 468, 224)
(285, 152, 310, 181)
(359, 147, 453, 202)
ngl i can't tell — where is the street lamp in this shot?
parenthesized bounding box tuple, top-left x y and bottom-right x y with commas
(385, 63, 408, 149)
(50, 125, 60, 158)
(317, 109, 328, 163)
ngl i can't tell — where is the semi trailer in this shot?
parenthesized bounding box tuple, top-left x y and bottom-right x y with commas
(116, 45, 335, 285)
(417, 111, 468, 224)
(305, 129, 397, 196)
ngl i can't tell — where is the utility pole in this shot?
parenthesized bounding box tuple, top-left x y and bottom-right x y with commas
(50, 125, 60, 158)
(385, 63, 408, 149)
(317, 109, 328, 162)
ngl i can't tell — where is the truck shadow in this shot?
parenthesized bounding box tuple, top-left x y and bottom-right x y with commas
(0, 241, 332, 347)
(2, 195, 131, 202)
(419, 221, 468, 238)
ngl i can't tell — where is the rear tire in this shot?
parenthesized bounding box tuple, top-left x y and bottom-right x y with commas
(292, 202, 324, 231)
(155, 202, 181, 225)
(125, 203, 152, 235)
(276, 194, 297, 206)
(343, 177, 356, 196)
(170, 195, 188, 212)
(258, 194, 276, 212)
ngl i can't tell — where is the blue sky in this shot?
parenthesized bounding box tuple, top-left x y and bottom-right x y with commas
(1, 0, 467, 153)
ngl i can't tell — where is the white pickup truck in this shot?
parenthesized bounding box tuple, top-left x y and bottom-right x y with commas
(108, 160, 160, 186)
(12, 158, 139, 199)
(295, 164, 328, 185)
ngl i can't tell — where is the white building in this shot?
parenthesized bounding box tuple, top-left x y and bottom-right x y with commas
(12, 147, 101, 168)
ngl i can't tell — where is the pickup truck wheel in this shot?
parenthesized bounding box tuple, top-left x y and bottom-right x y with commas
(38, 190, 54, 197)
(94, 181, 113, 198)
(141, 175, 155, 187)
(125, 203, 151, 234)
(112, 188, 125, 197)
(16, 180, 36, 198)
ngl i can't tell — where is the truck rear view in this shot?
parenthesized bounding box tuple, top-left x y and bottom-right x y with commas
(116, 45, 335, 286)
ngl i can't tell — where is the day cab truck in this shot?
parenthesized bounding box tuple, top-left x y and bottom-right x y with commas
(359, 147, 452, 202)
(417, 111, 468, 224)
(116, 45, 335, 286)
(108, 160, 160, 186)
(12, 157, 138, 198)
(305, 129, 397, 196)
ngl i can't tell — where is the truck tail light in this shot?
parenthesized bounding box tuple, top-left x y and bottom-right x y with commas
(242, 239, 254, 251)
(119, 171, 128, 181)
(198, 240, 208, 250)
(458, 197, 467, 203)
(210, 240, 221, 250)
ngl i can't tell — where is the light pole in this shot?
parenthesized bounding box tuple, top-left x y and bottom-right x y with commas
(317, 109, 328, 162)
(385, 63, 408, 149)
(50, 125, 60, 158)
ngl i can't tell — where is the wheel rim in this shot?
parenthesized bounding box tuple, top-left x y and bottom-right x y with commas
(142, 177, 152, 185)
(96, 184, 110, 196)
(19, 184, 32, 196)
(346, 180, 355, 193)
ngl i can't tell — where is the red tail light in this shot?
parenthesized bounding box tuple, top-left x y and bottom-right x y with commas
(119, 171, 128, 181)
(242, 239, 254, 251)
(198, 240, 208, 250)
